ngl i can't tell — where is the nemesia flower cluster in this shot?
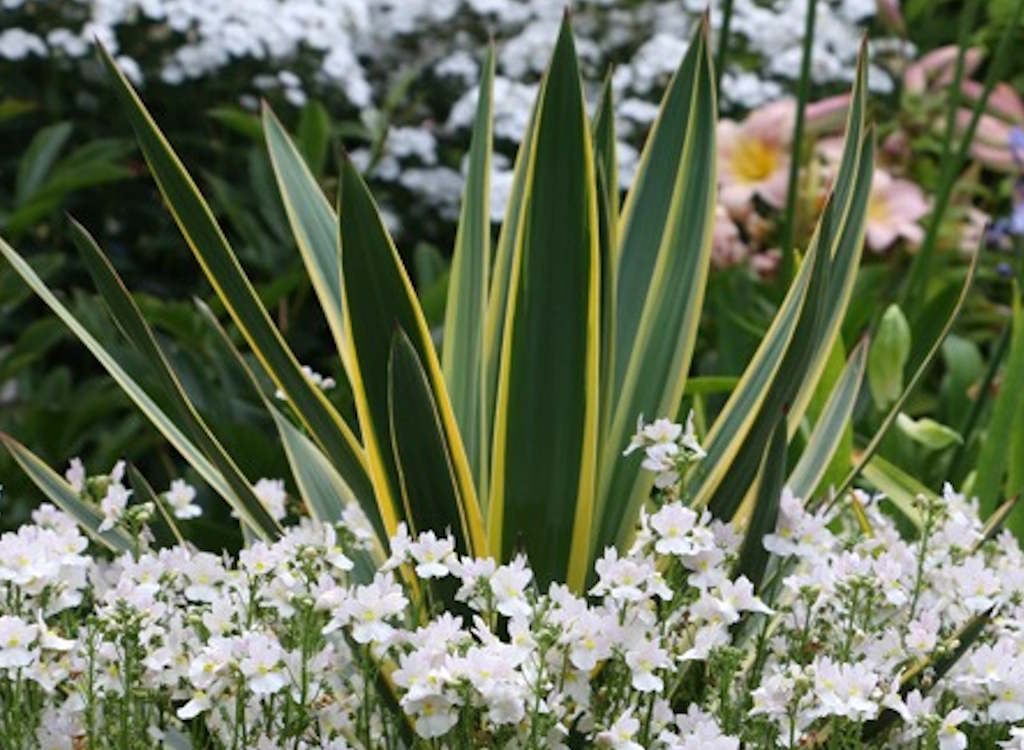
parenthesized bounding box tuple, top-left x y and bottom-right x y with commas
(3, 416, 1024, 749)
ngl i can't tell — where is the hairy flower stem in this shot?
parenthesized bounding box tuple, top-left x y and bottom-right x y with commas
(779, 0, 819, 284)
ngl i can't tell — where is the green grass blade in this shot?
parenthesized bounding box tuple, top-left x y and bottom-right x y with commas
(489, 17, 600, 589)
(97, 45, 373, 513)
(596, 23, 717, 553)
(788, 339, 867, 499)
(442, 46, 494, 496)
(338, 159, 486, 556)
(0, 433, 133, 553)
(70, 219, 282, 538)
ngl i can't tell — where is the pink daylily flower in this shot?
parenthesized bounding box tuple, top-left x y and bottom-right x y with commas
(865, 170, 929, 252)
(904, 45, 983, 94)
(718, 100, 793, 215)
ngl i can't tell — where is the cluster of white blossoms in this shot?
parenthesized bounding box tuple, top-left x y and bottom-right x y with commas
(2, 1, 894, 225)
(7, 415, 1024, 748)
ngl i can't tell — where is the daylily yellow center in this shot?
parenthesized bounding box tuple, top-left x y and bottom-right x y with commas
(730, 137, 780, 183)
(867, 192, 890, 224)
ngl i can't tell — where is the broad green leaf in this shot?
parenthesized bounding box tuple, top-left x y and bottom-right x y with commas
(0, 433, 133, 552)
(390, 329, 480, 555)
(15, 122, 73, 205)
(837, 252, 978, 498)
(263, 104, 347, 360)
(297, 101, 331, 175)
(734, 416, 788, 592)
(896, 413, 962, 450)
(0, 235, 245, 528)
(868, 304, 911, 410)
(442, 46, 494, 496)
(788, 339, 867, 499)
(97, 46, 374, 521)
(596, 23, 717, 553)
(338, 159, 485, 556)
(860, 454, 929, 530)
(489, 17, 599, 589)
(975, 287, 1024, 514)
(682, 376, 740, 397)
(70, 219, 282, 538)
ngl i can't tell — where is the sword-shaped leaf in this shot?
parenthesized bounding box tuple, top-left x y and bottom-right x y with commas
(97, 46, 374, 526)
(596, 22, 716, 553)
(442, 46, 494, 495)
(338, 159, 485, 556)
(488, 16, 599, 589)
(0, 433, 133, 552)
(70, 218, 281, 539)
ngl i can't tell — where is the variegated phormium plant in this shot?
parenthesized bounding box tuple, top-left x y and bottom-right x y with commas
(0, 16, 968, 595)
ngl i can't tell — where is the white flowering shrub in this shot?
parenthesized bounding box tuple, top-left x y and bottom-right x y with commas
(2, 0, 891, 226)
(3, 417, 1024, 749)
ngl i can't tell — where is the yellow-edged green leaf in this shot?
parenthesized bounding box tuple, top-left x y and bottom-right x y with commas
(734, 416, 788, 592)
(483, 67, 541, 450)
(442, 46, 494, 496)
(192, 298, 377, 540)
(0, 235, 246, 526)
(70, 219, 282, 539)
(389, 328, 478, 555)
(263, 104, 348, 360)
(338, 159, 485, 556)
(593, 70, 618, 437)
(0, 433, 133, 552)
(97, 46, 374, 522)
(596, 22, 716, 552)
(685, 237, 816, 512)
(788, 339, 867, 499)
(489, 17, 599, 589)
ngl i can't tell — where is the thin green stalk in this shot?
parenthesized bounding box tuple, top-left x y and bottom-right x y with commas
(715, 0, 736, 97)
(902, 0, 1024, 305)
(779, 0, 818, 283)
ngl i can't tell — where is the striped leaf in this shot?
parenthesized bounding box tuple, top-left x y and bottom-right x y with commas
(263, 104, 347, 359)
(593, 70, 618, 437)
(788, 339, 868, 499)
(596, 21, 717, 553)
(390, 328, 480, 555)
(0, 235, 245, 525)
(860, 455, 928, 530)
(488, 17, 600, 589)
(0, 433, 133, 552)
(442, 46, 494, 496)
(338, 159, 485, 556)
(70, 218, 282, 539)
(734, 416, 788, 592)
(97, 46, 374, 521)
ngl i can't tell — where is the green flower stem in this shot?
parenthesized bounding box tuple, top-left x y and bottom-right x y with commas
(715, 0, 735, 97)
(779, 0, 819, 283)
(901, 0, 1024, 306)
